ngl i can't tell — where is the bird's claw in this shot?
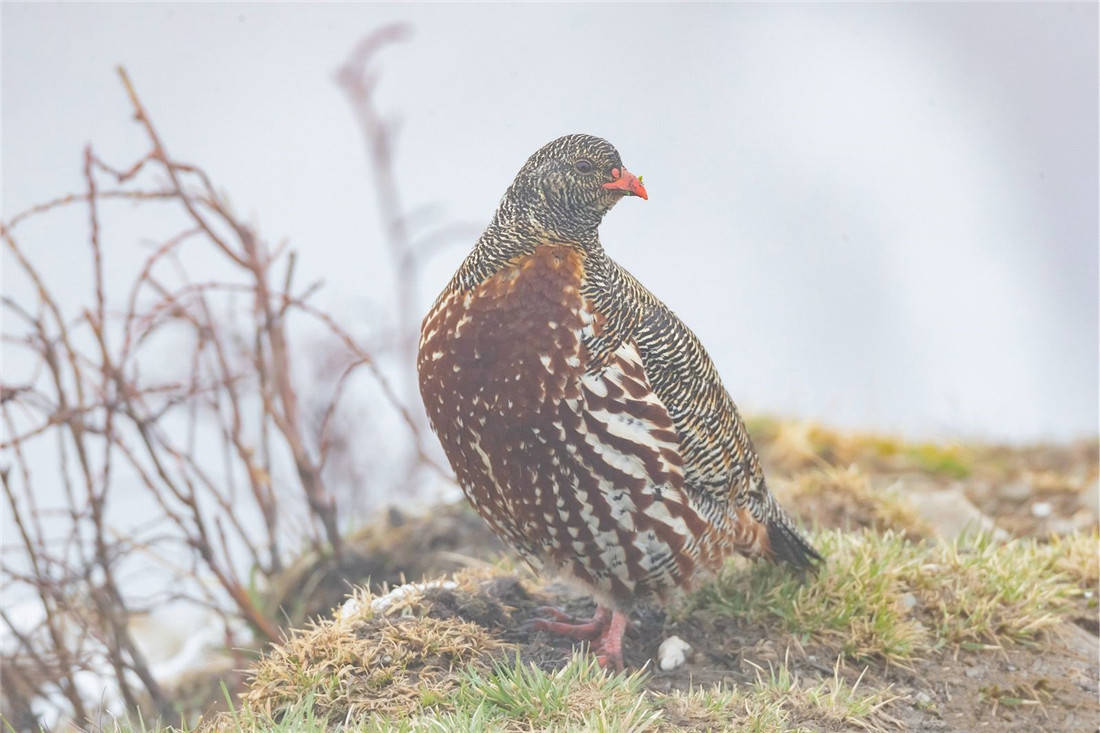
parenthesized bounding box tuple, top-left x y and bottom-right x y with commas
(531, 604, 612, 641)
(532, 605, 580, 625)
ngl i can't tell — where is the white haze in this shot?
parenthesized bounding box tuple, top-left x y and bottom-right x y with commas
(4, 3, 1097, 446)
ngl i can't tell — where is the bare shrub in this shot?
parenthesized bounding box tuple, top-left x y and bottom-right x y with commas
(1, 25, 457, 728)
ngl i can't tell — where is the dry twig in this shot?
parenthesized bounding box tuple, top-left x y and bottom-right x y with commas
(1, 35, 458, 727)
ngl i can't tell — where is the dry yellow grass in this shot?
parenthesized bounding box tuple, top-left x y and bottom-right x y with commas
(774, 464, 934, 540)
(230, 586, 509, 726)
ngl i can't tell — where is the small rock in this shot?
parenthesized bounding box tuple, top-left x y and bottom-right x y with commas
(657, 635, 692, 671)
(915, 691, 932, 706)
(965, 666, 981, 678)
(901, 593, 919, 612)
(1030, 501, 1053, 518)
(998, 480, 1032, 502)
(910, 487, 1006, 541)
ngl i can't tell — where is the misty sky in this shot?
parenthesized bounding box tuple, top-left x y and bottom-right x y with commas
(4, 2, 1098, 442)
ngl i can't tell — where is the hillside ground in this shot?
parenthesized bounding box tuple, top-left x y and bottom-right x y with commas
(95, 422, 1100, 731)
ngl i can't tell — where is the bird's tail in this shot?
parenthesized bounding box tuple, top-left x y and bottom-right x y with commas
(766, 508, 823, 572)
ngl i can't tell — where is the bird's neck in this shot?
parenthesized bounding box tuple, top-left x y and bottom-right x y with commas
(453, 205, 605, 291)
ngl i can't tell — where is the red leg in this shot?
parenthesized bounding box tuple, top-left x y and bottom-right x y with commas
(533, 604, 611, 641)
(592, 610, 628, 671)
(532, 606, 582, 625)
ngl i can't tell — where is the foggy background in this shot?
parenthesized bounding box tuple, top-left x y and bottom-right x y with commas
(5, 1, 1097, 447)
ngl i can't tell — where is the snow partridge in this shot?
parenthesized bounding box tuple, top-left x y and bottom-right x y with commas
(417, 134, 820, 669)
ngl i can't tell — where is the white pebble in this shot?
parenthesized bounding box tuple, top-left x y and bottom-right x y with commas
(1030, 501, 1053, 518)
(657, 635, 692, 671)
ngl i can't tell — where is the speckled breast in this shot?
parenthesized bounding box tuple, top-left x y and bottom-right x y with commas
(417, 245, 714, 604)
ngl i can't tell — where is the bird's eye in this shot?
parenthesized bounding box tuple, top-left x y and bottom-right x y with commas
(574, 159, 594, 174)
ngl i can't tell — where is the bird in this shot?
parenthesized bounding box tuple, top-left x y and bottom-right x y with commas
(417, 134, 820, 670)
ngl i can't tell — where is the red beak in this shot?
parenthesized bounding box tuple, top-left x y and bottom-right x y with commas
(602, 166, 648, 200)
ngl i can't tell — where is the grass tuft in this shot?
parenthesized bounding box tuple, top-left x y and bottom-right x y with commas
(232, 585, 507, 726)
(454, 653, 661, 731)
(920, 532, 1079, 647)
(776, 465, 934, 539)
(662, 653, 899, 732)
(689, 531, 928, 663)
(689, 529, 1085, 664)
(1046, 529, 1099, 589)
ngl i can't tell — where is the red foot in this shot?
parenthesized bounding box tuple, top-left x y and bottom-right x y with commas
(533, 605, 628, 671)
(533, 605, 611, 641)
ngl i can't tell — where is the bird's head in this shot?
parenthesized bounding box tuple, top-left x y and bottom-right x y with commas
(500, 134, 647, 241)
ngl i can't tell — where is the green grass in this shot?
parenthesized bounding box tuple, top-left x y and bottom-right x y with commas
(452, 653, 660, 731)
(689, 530, 927, 663)
(687, 529, 1089, 664)
(217, 694, 331, 733)
(903, 442, 972, 478)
